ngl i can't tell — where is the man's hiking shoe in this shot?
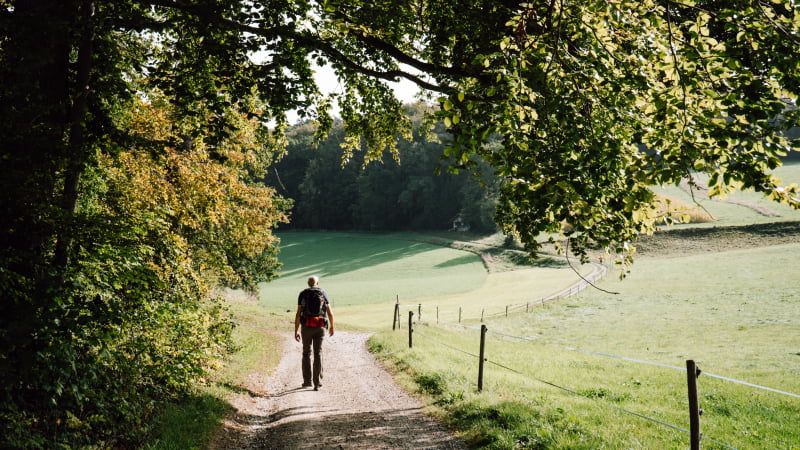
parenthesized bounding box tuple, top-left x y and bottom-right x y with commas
(314, 385, 321, 391)
(302, 382, 312, 388)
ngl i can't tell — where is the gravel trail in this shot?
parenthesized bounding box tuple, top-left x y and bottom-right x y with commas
(210, 331, 466, 450)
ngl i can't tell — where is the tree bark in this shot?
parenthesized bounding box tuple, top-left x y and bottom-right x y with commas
(54, 1, 95, 271)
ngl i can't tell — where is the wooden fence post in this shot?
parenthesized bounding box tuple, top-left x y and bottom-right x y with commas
(505, 305, 509, 317)
(477, 324, 487, 392)
(408, 311, 414, 348)
(459, 306, 462, 323)
(393, 296, 401, 330)
(436, 306, 439, 324)
(418, 303, 422, 320)
(687, 360, 702, 450)
(481, 308, 484, 322)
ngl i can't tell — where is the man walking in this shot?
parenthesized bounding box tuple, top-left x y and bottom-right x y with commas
(294, 276, 335, 390)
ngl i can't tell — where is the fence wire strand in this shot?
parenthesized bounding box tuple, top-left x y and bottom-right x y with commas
(412, 322, 704, 444)
(414, 330, 737, 450)
(413, 328, 480, 359)
(701, 372, 800, 399)
(434, 317, 482, 330)
(482, 357, 695, 438)
(424, 317, 800, 399)
(405, 305, 794, 448)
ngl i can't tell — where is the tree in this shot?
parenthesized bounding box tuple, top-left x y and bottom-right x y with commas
(124, 0, 796, 262)
(436, 0, 800, 264)
(297, 133, 361, 229)
(1, 2, 292, 444)
(1, 0, 798, 446)
(273, 106, 498, 232)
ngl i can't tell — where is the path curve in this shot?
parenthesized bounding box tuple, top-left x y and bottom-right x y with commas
(210, 331, 466, 449)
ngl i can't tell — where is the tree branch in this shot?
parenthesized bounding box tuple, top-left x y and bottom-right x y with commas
(329, 10, 479, 80)
(142, 0, 461, 94)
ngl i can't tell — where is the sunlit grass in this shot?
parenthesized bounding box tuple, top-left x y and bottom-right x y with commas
(153, 186, 800, 449)
(255, 231, 596, 331)
(652, 162, 800, 227)
(370, 242, 800, 449)
(257, 231, 488, 311)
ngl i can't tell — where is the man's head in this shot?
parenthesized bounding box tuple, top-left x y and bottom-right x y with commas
(307, 276, 319, 287)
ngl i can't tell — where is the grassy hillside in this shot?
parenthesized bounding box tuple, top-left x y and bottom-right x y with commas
(257, 232, 488, 311)
(652, 162, 800, 227)
(257, 231, 599, 330)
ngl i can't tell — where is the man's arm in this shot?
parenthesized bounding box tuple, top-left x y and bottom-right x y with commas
(294, 305, 302, 342)
(326, 303, 335, 337)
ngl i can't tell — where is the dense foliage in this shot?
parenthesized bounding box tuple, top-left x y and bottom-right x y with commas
(269, 106, 499, 232)
(0, 2, 291, 446)
(1, 0, 798, 447)
(425, 0, 800, 262)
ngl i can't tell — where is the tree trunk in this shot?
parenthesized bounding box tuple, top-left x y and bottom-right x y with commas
(0, 0, 80, 381)
(54, 1, 95, 271)
(0, 0, 76, 277)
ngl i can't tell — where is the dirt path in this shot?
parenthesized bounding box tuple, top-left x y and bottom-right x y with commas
(210, 331, 466, 449)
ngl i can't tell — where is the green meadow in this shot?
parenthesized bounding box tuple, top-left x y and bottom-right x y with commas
(258, 231, 598, 326)
(257, 232, 489, 309)
(253, 165, 800, 449)
(371, 242, 800, 449)
(252, 229, 799, 448)
(150, 164, 800, 448)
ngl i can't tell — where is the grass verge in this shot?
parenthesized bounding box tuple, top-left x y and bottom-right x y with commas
(143, 289, 284, 449)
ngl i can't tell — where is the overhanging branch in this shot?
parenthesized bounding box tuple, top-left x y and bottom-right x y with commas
(142, 0, 458, 94)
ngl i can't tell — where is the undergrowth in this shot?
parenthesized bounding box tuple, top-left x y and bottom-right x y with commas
(142, 291, 284, 449)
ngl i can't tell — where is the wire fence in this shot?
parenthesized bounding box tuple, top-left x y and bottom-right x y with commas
(396, 304, 799, 450)
(396, 261, 609, 324)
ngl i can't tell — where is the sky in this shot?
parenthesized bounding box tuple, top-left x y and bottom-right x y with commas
(287, 63, 423, 124)
(314, 64, 421, 102)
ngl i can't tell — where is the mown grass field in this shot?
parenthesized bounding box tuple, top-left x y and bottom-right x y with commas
(258, 231, 598, 328)
(257, 232, 488, 310)
(147, 163, 800, 449)
(370, 241, 800, 449)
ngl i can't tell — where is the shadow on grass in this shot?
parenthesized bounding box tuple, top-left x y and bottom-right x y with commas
(637, 220, 800, 257)
(435, 254, 481, 268)
(486, 248, 569, 269)
(216, 381, 272, 398)
(663, 220, 800, 239)
(145, 393, 232, 450)
(278, 232, 474, 278)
